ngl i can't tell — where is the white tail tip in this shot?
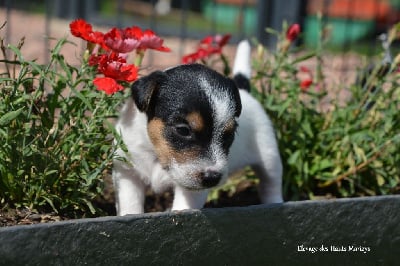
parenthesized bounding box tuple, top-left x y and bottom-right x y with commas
(233, 40, 251, 78)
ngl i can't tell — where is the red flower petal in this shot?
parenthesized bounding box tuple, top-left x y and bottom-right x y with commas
(93, 77, 124, 95)
(182, 48, 215, 64)
(119, 64, 138, 82)
(138, 29, 171, 52)
(125, 26, 143, 39)
(88, 31, 106, 48)
(200, 35, 214, 45)
(70, 19, 93, 39)
(300, 79, 313, 91)
(93, 52, 138, 82)
(70, 19, 107, 49)
(286, 23, 301, 42)
(182, 33, 230, 63)
(299, 66, 311, 73)
(88, 54, 105, 66)
(182, 52, 198, 64)
(215, 34, 231, 47)
(104, 28, 140, 53)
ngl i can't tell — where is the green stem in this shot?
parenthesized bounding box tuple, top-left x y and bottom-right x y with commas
(134, 49, 145, 67)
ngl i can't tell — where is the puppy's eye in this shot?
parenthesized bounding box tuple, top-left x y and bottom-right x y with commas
(174, 124, 192, 138)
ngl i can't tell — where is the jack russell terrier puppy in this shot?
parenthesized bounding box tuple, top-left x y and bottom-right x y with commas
(113, 40, 283, 215)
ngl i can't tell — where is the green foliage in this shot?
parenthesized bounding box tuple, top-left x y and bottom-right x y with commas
(0, 38, 127, 216)
(251, 24, 400, 200)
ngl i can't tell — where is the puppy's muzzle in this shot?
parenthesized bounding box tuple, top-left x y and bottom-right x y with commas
(200, 170, 222, 188)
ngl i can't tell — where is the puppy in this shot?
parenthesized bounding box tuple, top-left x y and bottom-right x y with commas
(113, 40, 283, 215)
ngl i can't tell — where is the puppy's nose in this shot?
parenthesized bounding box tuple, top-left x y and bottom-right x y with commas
(200, 171, 222, 188)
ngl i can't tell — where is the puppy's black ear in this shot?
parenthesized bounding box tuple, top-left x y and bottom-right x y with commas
(234, 92, 242, 117)
(228, 78, 242, 117)
(131, 71, 166, 112)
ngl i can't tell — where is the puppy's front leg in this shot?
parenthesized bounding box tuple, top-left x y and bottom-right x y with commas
(253, 163, 283, 204)
(113, 160, 146, 215)
(172, 186, 209, 211)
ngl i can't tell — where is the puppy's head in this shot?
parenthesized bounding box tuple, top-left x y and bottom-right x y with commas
(131, 64, 241, 190)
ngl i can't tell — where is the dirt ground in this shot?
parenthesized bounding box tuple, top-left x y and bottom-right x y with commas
(1, 8, 369, 226)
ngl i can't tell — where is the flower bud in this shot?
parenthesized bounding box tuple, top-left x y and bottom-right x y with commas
(286, 23, 301, 42)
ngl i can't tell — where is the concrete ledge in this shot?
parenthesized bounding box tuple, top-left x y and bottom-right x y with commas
(1, 195, 399, 265)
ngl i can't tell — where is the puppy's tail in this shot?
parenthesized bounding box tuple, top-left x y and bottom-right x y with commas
(232, 39, 251, 92)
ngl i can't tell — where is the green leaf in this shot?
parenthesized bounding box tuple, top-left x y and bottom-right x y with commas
(277, 100, 292, 117)
(301, 120, 314, 138)
(318, 159, 334, 170)
(83, 198, 97, 214)
(42, 196, 58, 213)
(7, 44, 24, 60)
(376, 175, 385, 186)
(311, 159, 333, 175)
(69, 86, 94, 111)
(45, 170, 58, 176)
(292, 51, 316, 64)
(0, 77, 14, 83)
(353, 144, 367, 163)
(0, 107, 24, 126)
(265, 27, 279, 36)
(288, 150, 301, 166)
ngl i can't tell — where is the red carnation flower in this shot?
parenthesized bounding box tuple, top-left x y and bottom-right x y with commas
(182, 48, 210, 64)
(299, 65, 311, 73)
(103, 27, 141, 53)
(124, 26, 144, 39)
(300, 79, 313, 91)
(70, 18, 170, 94)
(182, 34, 230, 64)
(93, 77, 124, 95)
(214, 34, 231, 47)
(91, 52, 138, 82)
(138, 29, 171, 52)
(70, 19, 105, 47)
(70, 19, 92, 39)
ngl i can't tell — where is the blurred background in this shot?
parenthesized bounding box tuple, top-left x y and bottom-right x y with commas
(1, 0, 400, 80)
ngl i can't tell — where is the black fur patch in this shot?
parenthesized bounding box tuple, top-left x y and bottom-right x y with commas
(233, 73, 250, 92)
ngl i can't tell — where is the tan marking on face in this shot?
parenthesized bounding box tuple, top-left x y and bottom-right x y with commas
(186, 111, 205, 132)
(147, 118, 200, 167)
(224, 119, 236, 133)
